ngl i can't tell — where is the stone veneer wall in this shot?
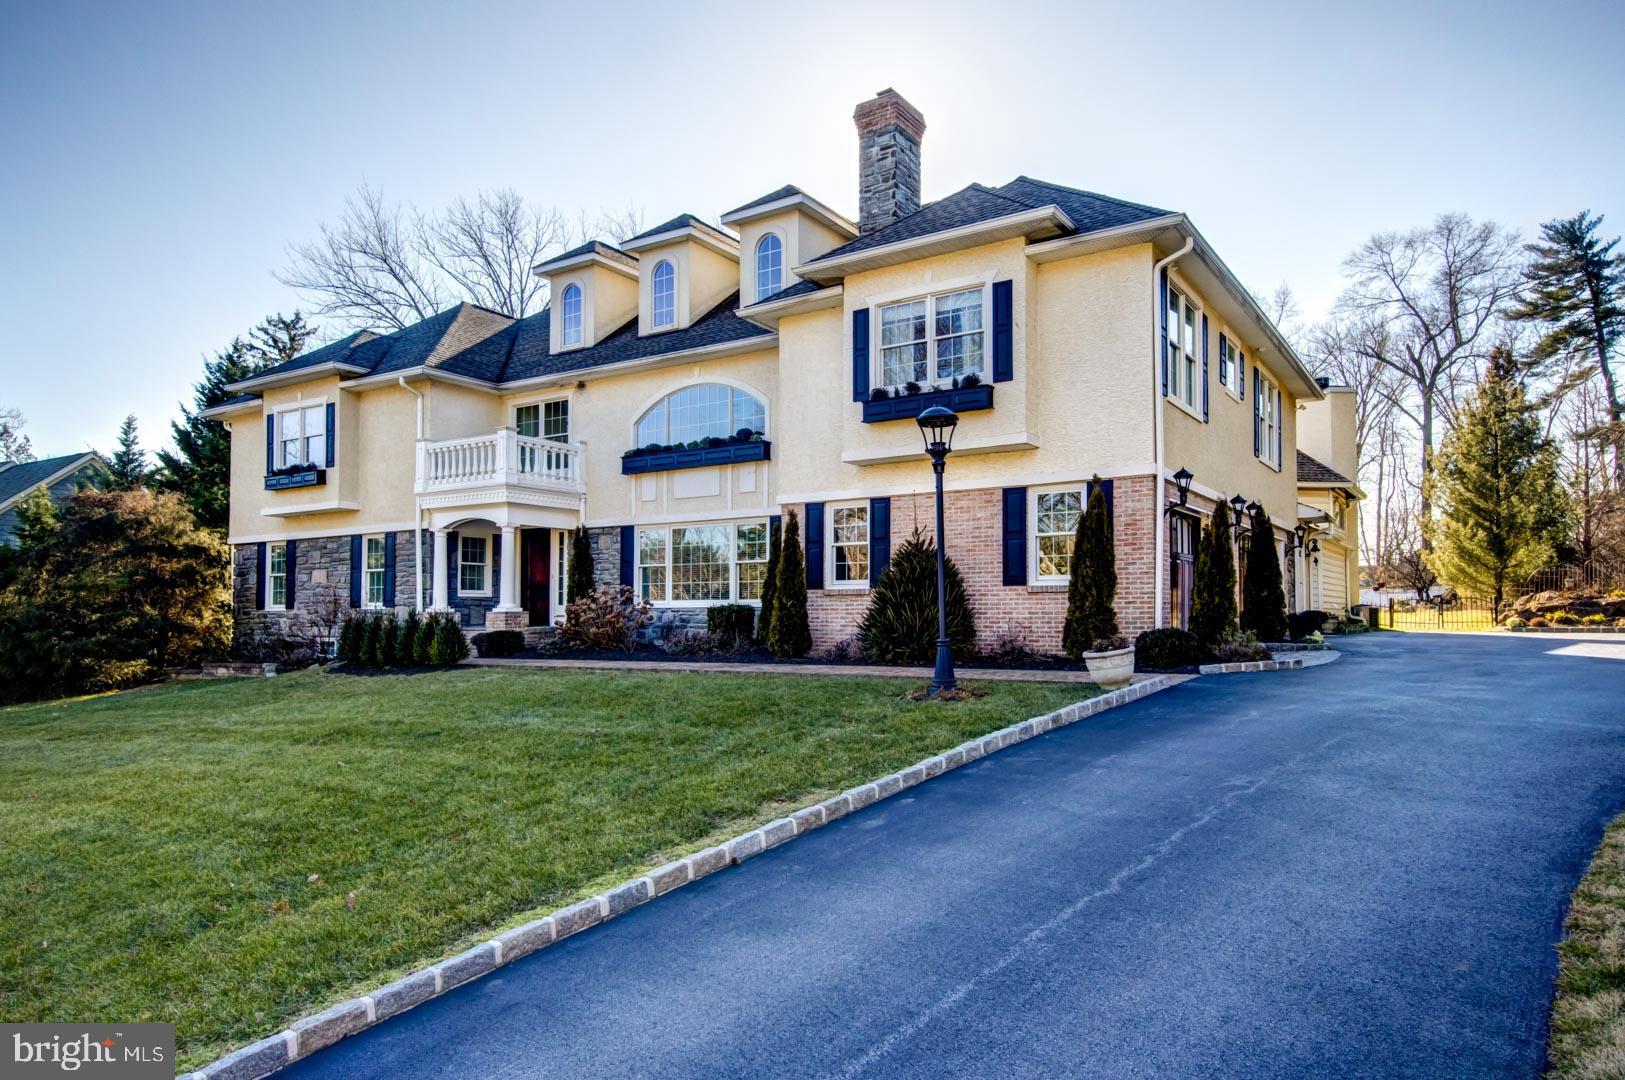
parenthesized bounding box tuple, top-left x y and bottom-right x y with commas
(232, 531, 423, 649)
(791, 475, 1158, 654)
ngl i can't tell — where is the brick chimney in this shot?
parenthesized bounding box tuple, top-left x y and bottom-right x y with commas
(854, 89, 925, 234)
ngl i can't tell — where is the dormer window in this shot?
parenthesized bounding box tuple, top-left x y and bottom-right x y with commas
(755, 234, 783, 301)
(561, 284, 583, 347)
(652, 261, 676, 328)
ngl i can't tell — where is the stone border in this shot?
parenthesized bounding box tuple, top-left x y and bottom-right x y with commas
(1507, 625, 1625, 634)
(1197, 656, 1306, 675)
(184, 674, 1184, 1080)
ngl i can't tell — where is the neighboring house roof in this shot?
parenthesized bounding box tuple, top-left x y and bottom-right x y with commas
(0, 452, 102, 511)
(1297, 450, 1353, 486)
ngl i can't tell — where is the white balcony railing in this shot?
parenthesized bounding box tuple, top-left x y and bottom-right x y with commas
(416, 429, 583, 495)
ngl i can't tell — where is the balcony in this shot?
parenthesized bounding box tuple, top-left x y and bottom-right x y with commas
(415, 430, 584, 506)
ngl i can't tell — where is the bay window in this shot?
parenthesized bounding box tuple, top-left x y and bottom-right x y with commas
(877, 287, 985, 390)
(635, 519, 770, 604)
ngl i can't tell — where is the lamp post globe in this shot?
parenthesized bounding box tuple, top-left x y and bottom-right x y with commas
(916, 406, 959, 695)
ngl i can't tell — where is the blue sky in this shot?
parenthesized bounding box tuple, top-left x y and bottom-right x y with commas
(2, 0, 1621, 457)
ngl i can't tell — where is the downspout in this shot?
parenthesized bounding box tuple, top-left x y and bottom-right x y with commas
(399, 376, 426, 612)
(1151, 234, 1195, 628)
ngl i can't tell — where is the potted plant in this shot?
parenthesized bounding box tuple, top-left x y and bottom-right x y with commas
(1083, 633, 1134, 689)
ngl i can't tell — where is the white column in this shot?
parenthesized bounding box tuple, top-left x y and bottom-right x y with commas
(431, 529, 450, 611)
(496, 525, 521, 611)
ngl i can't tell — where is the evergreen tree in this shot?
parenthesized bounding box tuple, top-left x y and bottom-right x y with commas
(1240, 506, 1288, 641)
(856, 529, 977, 663)
(1428, 354, 1570, 612)
(765, 509, 810, 657)
(1189, 499, 1238, 646)
(247, 311, 317, 369)
(105, 414, 149, 491)
(757, 517, 781, 643)
(567, 526, 595, 605)
(1061, 481, 1118, 656)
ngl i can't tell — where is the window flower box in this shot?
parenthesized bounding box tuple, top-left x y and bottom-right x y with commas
(621, 440, 771, 476)
(264, 467, 326, 491)
(861, 384, 993, 424)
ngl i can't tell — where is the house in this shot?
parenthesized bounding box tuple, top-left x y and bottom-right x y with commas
(0, 452, 104, 545)
(206, 89, 1359, 650)
(1295, 383, 1363, 616)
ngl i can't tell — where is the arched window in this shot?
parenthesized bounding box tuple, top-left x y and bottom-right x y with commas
(560, 283, 583, 346)
(652, 261, 676, 328)
(755, 234, 783, 301)
(635, 384, 766, 447)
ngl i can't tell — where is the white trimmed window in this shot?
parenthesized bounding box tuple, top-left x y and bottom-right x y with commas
(755, 234, 783, 301)
(277, 404, 326, 468)
(364, 534, 387, 607)
(516, 400, 569, 442)
(829, 503, 870, 587)
(652, 261, 676, 328)
(1033, 489, 1084, 580)
(1218, 334, 1243, 398)
(1166, 285, 1199, 411)
(266, 542, 287, 608)
(1254, 368, 1282, 468)
(635, 519, 769, 605)
(561, 284, 583, 347)
(877, 287, 985, 390)
(459, 535, 489, 595)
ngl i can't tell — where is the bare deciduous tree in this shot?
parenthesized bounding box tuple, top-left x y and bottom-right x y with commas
(418, 190, 571, 318)
(0, 407, 34, 464)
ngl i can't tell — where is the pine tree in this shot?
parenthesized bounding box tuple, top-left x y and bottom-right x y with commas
(1189, 499, 1238, 646)
(568, 526, 595, 604)
(765, 509, 811, 657)
(1061, 481, 1118, 657)
(1428, 353, 1570, 612)
(105, 415, 149, 491)
(856, 529, 977, 663)
(1240, 506, 1288, 641)
(757, 517, 781, 643)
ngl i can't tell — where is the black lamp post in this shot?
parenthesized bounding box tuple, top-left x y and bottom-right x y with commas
(1166, 467, 1194, 514)
(917, 405, 959, 696)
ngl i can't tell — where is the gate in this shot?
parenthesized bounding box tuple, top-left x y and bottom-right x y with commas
(1383, 596, 1500, 631)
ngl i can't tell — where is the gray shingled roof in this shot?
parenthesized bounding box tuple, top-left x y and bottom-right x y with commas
(722, 184, 806, 217)
(0, 453, 99, 507)
(541, 240, 637, 270)
(1297, 450, 1352, 486)
(623, 213, 737, 248)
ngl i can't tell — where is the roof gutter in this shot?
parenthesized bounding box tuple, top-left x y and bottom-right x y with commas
(1152, 235, 1195, 630)
(225, 361, 368, 394)
(793, 205, 1075, 283)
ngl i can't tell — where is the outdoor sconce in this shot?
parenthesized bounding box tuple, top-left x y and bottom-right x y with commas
(1167, 467, 1194, 513)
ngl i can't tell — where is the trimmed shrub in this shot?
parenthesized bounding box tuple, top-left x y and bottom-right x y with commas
(706, 603, 755, 646)
(568, 526, 595, 606)
(856, 529, 976, 664)
(1212, 628, 1270, 662)
(413, 614, 435, 664)
(655, 630, 721, 656)
(1190, 500, 1237, 647)
(1239, 506, 1288, 642)
(1504, 616, 1526, 628)
(427, 613, 470, 666)
(361, 613, 385, 667)
(1549, 609, 1580, 625)
(472, 629, 525, 657)
(766, 509, 811, 658)
(395, 611, 420, 663)
(377, 613, 400, 666)
(1528, 616, 1550, 627)
(1135, 628, 1204, 671)
(1581, 613, 1608, 625)
(758, 518, 782, 644)
(336, 614, 362, 664)
(1061, 479, 1118, 658)
(1288, 610, 1329, 640)
(562, 586, 653, 651)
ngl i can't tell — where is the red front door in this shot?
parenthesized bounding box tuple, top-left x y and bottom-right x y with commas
(521, 529, 550, 627)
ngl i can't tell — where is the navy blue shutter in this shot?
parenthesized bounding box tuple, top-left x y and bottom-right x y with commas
(1238, 351, 1246, 401)
(284, 540, 297, 610)
(255, 542, 267, 609)
(851, 310, 870, 401)
(265, 414, 275, 471)
(1159, 270, 1169, 397)
(1275, 387, 1284, 468)
(992, 280, 1014, 383)
(804, 503, 825, 589)
(868, 497, 891, 586)
(1253, 370, 1262, 457)
(1001, 487, 1027, 586)
(618, 525, 634, 589)
(1218, 333, 1228, 387)
(1089, 478, 1116, 527)
(1201, 314, 1210, 422)
(447, 530, 460, 604)
(349, 534, 363, 607)
(383, 531, 397, 606)
(324, 402, 336, 468)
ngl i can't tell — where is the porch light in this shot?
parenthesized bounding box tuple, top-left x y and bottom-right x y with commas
(916, 406, 959, 456)
(1171, 467, 1193, 509)
(1228, 494, 1248, 519)
(1245, 500, 1262, 517)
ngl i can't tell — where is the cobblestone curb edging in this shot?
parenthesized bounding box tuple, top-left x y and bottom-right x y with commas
(1197, 656, 1306, 675)
(184, 674, 1186, 1080)
(1507, 625, 1625, 634)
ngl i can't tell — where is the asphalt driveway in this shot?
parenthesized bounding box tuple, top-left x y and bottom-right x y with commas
(279, 632, 1625, 1079)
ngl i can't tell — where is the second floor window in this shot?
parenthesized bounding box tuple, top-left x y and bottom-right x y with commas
(635, 384, 765, 447)
(1166, 285, 1199, 411)
(515, 400, 569, 442)
(878, 287, 984, 390)
(1254, 369, 1282, 468)
(1218, 334, 1243, 397)
(561, 284, 583, 346)
(652, 261, 676, 328)
(755, 234, 783, 301)
(278, 404, 325, 468)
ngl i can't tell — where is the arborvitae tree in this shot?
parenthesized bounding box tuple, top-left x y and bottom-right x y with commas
(1428, 354, 1570, 612)
(1061, 481, 1118, 656)
(1240, 506, 1289, 641)
(362, 613, 385, 667)
(105, 415, 149, 492)
(757, 517, 781, 643)
(1189, 499, 1238, 646)
(856, 529, 976, 663)
(413, 614, 436, 665)
(765, 509, 811, 657)
(568, 526, 595, 605)
(395, 610, 420, 664)
(336, 614, 361, 663)
(428, 613, 470, 665)
(377, 613, 400, 666)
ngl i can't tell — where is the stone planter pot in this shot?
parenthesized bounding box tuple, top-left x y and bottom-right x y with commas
(1083, 646, 1135, 690)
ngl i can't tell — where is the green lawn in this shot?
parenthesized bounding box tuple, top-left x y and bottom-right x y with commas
(0, 667, 1090, 1070)
(1549, 812, 1625, 1077)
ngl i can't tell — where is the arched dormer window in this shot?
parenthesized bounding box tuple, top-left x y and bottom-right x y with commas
(652, 260, 676, 328)
(635, 384, 766, 448)
(755, 234, 784, 301)
(560, 283, 583, 347)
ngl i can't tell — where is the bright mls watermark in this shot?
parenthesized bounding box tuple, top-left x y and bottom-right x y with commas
(3, 1025, 173, 1078)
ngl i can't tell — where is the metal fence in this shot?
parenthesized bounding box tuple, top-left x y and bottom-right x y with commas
(1523, 561, 1625, 595)
(1382, 596, 1500, 632)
